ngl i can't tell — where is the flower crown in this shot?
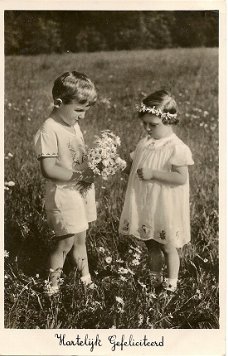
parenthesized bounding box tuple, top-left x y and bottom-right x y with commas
(136, 103, 179, 125)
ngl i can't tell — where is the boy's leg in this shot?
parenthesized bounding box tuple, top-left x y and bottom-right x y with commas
(47, 234, 75, 287)
(71, 231, 90, 278)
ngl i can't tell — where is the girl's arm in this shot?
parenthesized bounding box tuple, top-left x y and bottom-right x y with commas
(137, 165, 188, 185)
(40, 157, 93, 182)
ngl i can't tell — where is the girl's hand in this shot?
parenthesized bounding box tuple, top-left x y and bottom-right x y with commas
(137, 168, 153, 181)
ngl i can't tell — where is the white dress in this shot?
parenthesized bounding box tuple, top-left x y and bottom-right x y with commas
(34, 117, 97, 237)
(119, 133, 194, 248)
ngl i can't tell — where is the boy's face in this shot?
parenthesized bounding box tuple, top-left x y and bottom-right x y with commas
(58, 99, 90, 126)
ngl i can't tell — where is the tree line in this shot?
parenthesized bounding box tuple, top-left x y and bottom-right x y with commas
(5, 11, 219, 55)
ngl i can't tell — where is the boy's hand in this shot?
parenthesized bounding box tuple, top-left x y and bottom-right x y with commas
(75, 160, 89, 172)
(81, 167, 95, 184)
(137, 168, 153, 181)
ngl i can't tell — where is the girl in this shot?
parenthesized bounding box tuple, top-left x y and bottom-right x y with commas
(119, 90, 194, 292)
(34, 71, 97, 296)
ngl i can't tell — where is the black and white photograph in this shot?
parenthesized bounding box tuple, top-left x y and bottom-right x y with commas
(2, 1, 226, 355)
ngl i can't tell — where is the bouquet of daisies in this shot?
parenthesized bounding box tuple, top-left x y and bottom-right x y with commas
(77, 130, 126, 195)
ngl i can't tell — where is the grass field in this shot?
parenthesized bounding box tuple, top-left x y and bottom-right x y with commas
(4, 48, 219, 329)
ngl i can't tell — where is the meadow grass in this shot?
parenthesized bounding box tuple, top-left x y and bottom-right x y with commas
(4, 48, 219, 329)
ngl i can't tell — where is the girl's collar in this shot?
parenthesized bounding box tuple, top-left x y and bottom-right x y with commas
(146, 132, 176, 143)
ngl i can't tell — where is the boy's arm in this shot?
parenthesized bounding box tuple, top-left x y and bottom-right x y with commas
(40, 157, 94, 182)
(40, 157, 73, 181)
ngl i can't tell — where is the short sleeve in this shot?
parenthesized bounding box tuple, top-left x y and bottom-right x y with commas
(129, 150, 135, 160)
(170, 144, 194, 166)
(34, 124, 58, 160)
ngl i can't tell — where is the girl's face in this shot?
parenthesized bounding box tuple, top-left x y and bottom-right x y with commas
(57, 99, 90, 126)
(142, 114, 173, 139)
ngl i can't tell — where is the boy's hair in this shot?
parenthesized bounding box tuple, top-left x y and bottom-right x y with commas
(52, 71, 97, 106)
(138, 90, 178, 118)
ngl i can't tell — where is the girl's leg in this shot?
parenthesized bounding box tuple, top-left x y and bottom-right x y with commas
(71, 231, 90, 278)
(47, 234, 75, 287)
(161, 243, 180, 290)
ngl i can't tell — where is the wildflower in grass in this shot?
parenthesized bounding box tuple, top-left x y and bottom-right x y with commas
(118, 267, 129, 274)
(133, 253, 141, 259)
(4, 250, 9, 258)
(203, 258, 208, 263)
(203, 110, 209, 116)
(8, 152, 13, 157)
(119, 276, 128, 282)
(193, 108, 202, 113)
(210, 124, 217, 132)
(105, 256, 112, 264)
(116, 297, 124, 313)
(116, 258, 124, 263)
(168, 313, 173, 319)
(100, 97, 111, 108)
(138, 314, 144, 326)
(131, 259, 140, 266)
(195, 289, 202, 300)
(116, 296, 124, 305)
(98, 247, 105, 253)
(5, 181, 15, 187)
(4, 186, 9, 190)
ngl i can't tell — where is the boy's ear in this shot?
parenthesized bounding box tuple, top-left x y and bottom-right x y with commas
(54, 98, 63, 108)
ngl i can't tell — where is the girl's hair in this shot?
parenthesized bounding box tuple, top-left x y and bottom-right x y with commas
(52, 71, 97, 106)
(139, 90, 178, 124)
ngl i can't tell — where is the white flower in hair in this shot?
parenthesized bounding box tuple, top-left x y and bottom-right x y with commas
(136, 103, 178, 124)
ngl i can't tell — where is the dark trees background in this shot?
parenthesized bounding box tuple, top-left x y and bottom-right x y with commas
(5, 11, 219, 55)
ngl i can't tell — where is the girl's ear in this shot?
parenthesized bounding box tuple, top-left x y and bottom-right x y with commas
(54, 98, 63, 108)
